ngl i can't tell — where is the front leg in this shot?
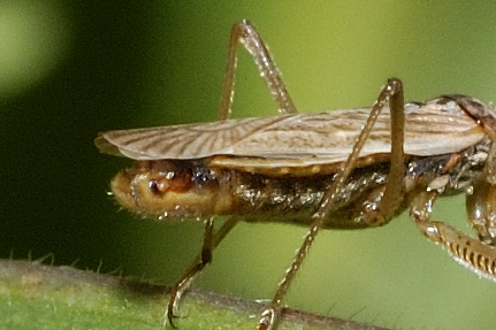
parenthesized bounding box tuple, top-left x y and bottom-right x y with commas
(165, 216, 240, 327)
(411, 190, 496, 281)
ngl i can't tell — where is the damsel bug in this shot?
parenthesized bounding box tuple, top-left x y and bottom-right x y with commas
(95, 20, 496, 329)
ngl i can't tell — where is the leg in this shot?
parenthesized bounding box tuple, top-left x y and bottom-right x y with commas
(467, 173, 496, 246)
(257, 78, 405, 329)
(412, 190, 496, 281)
(165, 216, 240, 327)
(362, 78, 405, 225)
(218, 20, 297, 121)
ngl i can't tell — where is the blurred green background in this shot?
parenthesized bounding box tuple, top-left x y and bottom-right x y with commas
(2, 1, 496, 329)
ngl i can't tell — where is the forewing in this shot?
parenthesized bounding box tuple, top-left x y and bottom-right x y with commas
(96, 98, 485, 164)
(95, 116, 290, 159)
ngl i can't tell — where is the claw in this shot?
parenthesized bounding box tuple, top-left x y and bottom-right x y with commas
(257, 308, 275, 330)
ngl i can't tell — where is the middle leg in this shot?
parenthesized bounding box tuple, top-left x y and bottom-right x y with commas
(257, 78, 406, 330)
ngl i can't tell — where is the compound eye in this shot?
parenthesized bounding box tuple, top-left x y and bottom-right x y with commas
(149, 178, 168, 195)
(148, 170, 193, 196)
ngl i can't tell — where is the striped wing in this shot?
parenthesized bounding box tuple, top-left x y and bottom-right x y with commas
(95, 98, 486, 165)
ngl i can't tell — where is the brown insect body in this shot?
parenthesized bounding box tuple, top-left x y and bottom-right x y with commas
(101, 96, 490, 229)
(109, 130, 488, 229)
(96, 20, 496, 330)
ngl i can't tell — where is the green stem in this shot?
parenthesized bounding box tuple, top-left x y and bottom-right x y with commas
(0, 259, 391, 330)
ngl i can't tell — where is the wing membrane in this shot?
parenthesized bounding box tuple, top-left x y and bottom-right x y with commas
(95, 98, 485, 164)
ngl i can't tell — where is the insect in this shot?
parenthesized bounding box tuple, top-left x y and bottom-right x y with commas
(95, 20, 496, 329)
